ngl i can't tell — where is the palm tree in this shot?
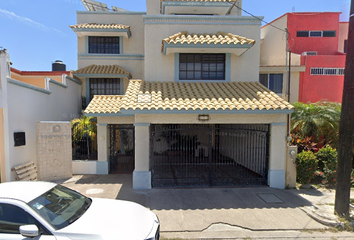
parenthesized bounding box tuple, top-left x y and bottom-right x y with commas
(291, 101, 341, 147)
(71, 116, 97, 158)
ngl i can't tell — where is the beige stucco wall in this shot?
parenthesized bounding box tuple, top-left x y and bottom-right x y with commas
(0, 108, 4, 182)
(98, 116, 135, 124)
(147, 0, 243, 15)
(260, 14, 304, 104)
(97, 124, 108, 163)
(133, 113, 285, 125)
(259, 66, 302, 103)
(144, 18, 261, 82)
(260, 14, 288, 66)
(286, 145, 297, 188)
(338, 22, 349, 53)
(76, 12, 145, 79)
(289, 71, 300, 103)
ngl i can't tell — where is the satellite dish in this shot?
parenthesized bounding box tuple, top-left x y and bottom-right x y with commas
(81, 0, 109, 11)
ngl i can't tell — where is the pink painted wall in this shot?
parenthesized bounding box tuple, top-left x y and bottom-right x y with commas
(287, 12, 341, 55)
(299, 54, 345, 103)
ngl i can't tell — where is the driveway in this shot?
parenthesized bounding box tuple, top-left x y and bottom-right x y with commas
(60, 174, 326, 232)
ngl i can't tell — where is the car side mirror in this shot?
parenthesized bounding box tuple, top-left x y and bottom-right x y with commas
(20, 224, 39, 238)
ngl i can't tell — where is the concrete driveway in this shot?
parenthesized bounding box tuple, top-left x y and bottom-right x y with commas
(60, 174, 326, 233)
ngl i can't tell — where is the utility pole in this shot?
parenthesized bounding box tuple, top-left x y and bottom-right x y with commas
(335, 0, 354, 218)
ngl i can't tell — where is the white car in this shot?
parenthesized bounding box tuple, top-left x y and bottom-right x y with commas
(0, 181, 159, 240)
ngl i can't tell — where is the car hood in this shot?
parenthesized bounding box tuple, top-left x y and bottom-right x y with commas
(57, 198, 155, 240)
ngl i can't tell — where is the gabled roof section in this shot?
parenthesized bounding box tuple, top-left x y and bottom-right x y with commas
(73, 65, 132, 79)
(162, 31, 255, 55)
(70, 23, 131, 38)
(85, 80, 293, 115)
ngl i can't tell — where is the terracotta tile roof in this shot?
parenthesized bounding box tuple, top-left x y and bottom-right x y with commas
(85, 80, 293, 114)
(70, 23, 130, 30)
(162, 31, 255, 52)
(73, 65, 132, 78)
(70, 23, 131, 36)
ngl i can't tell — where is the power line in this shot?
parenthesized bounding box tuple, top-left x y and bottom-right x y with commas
(229, 2, 288, 34)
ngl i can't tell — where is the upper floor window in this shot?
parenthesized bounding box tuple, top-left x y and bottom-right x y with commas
(89, 78, 121, 100)
(297, 30, 336, 38)
(88, 36, 120, 54)
(179, 53, 225, 80)
(259, 74, 283, 94)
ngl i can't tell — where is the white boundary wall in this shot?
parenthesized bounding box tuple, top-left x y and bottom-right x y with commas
(0, 51, 82, 182)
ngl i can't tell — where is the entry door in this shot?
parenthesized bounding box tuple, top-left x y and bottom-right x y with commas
(108, 125, 134, 173)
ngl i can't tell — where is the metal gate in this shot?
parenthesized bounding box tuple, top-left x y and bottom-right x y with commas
(109, 125, 134, 173)
(151, 124, 269, 188)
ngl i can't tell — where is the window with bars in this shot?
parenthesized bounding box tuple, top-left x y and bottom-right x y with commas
(88, 36, 120, 54)
(296, 30, 336, 38)
(310, 68, 345, 76)
(259, 74, 283, 94)
(179, 53, 225, 80)
(89, 78, 121, 100)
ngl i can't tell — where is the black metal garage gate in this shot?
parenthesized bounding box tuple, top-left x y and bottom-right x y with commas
(151, 124, 269, 188)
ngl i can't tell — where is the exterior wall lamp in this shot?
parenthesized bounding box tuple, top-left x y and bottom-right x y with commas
(198, 114, 210, 122)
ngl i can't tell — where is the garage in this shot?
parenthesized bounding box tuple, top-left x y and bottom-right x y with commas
(151, 124, 269, 188)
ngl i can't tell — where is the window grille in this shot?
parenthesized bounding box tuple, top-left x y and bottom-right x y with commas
(89, 78, 120, 100)
(179, 53, 225, 80)
(89, 36, 120, 54)
(297, 30, 336, 38)
(310, 68, 345, 76)
(309, 31, 322, 37)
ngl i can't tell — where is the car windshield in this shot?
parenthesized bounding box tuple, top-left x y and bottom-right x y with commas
(28, 185, 92, 230)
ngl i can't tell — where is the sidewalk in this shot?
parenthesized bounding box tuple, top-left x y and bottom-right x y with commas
(58, 174, 354, 239)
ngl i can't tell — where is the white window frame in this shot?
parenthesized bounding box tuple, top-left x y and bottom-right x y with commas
(309, 31, 323, 37)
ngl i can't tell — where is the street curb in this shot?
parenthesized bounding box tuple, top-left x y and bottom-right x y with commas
(300, 206, 340, 227)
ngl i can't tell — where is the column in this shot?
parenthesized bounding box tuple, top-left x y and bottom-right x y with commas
(268, 122, 287, 189)
(286, 145, 298, 188)
(133, 123, 151, 189)
(97, 123, 109, 174)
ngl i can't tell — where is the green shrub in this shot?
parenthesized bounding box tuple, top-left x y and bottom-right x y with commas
(316, 146, 337, 185)
(296, 151, 318, 184)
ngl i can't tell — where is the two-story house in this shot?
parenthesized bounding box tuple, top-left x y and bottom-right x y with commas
(71, 0, 294, 190)
(260, 12, 347, 103)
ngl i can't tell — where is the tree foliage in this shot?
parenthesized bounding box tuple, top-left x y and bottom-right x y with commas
(71, 116, 97, 157)
(291, 101, 341, 148)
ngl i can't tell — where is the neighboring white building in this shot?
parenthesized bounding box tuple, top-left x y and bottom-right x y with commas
(0, 50, 82, 182)
(71, 0, 296, 189)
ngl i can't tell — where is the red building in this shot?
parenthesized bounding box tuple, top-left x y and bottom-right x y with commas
(260, 12, 348, 103)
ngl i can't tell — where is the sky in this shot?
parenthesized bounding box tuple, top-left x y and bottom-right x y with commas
(0, 0, 351, 71)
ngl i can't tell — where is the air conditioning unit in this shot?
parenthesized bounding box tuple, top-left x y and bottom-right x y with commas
(302, 51, 318, 56)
